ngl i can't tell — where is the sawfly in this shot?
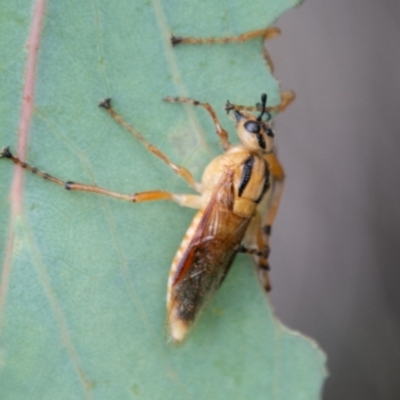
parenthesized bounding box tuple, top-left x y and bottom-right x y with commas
(1, 91, 293, 343)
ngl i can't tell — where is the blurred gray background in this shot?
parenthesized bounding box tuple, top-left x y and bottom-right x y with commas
(267, 1, 400, 399)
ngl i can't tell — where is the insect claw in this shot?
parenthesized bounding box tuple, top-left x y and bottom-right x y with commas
(99, 98, 112, 109)
(171, 35, 182, 46)
(225, 100, 234, 114)
(0, 146, 12, 158)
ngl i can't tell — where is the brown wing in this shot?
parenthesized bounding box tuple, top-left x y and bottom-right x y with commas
(168, 171, 251, 336)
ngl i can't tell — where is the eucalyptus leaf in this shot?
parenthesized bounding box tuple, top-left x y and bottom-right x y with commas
(0, 0, 326, 398)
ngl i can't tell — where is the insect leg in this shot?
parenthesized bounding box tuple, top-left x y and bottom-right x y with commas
(1, 147, 202, 207)
(164, 96, 230, 150)
(236, 244, 269, 259)
(133, 192, 202, 208)
(171, 27, 280, 73)
(254, 152, 286, 286)
(171, 26, 280, 47)
(254, 223, 272, 292)
(226, 90, 295, 114)
(99, 99, 201, 192)
(263, 152, 285, 233)
(241, 213, 272, 292)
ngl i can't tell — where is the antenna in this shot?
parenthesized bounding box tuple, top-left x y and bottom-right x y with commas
(257, 93, 271, 122)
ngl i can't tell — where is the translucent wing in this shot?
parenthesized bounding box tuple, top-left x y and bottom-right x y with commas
(167, 171, 251, 342)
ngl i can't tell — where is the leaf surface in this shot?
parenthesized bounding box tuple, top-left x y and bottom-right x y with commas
(0, 0, 326, 398)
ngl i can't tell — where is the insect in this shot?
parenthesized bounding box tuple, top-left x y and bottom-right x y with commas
(1, 92, 293, 343)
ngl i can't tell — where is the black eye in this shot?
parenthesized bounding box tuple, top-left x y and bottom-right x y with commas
(266, 128, 274, 138)
(244, 120, 260, 133)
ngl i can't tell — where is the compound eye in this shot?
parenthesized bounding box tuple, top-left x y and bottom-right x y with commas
(266, 128, 275, 138)
(244, 120, 260, 133)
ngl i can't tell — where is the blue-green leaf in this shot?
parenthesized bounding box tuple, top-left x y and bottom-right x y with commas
(0, 1, 326, 398)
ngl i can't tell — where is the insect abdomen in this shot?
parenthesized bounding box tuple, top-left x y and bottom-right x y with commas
(167, 210, 204, 306)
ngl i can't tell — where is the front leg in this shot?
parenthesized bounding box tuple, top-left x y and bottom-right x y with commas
(99, 99, 201, 192)
(261, 152, 285, 255)
(164, 96, 231, 151)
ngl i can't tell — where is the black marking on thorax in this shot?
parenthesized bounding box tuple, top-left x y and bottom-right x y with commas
(255, 161, 270, 203)
(238, 155, 254, 197)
